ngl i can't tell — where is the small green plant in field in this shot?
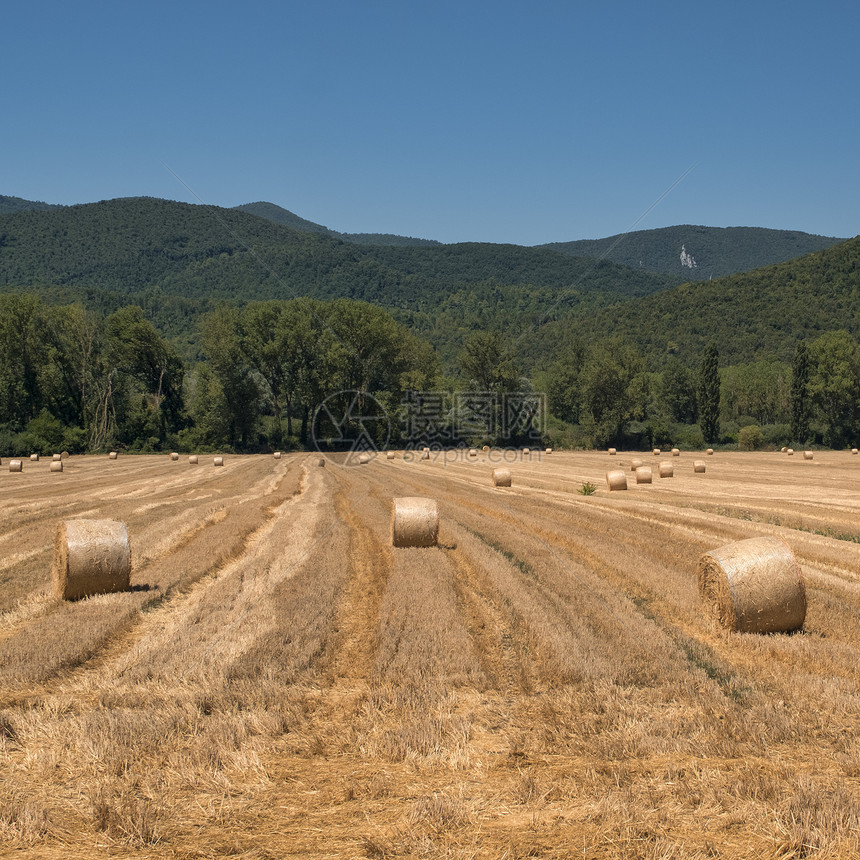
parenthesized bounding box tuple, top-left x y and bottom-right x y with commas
(578, 481, 597, 496)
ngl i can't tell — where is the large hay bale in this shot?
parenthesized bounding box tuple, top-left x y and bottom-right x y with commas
(803, 450, 814, 460)
(386, 451, 396, 460)
(787, 448, 794, 456)
(852, 448, 858, 455)
(694, 460, 706, 473)
(522, 448, 530, 456)
(630, 458, 643, 472)
(189, 455, 198, 464)
(50, 461, 63, 473)
(706, 448, 714, 455)
(109, 451, 118, 460)
(52, 453, 62, 461)
(482, 445, 490, 452)
(61, 451, 69, 460)
(545, 447, 552, 454)
(170, 452, 179, 461)
(659, 462, 673, 478)
(30, 454, 39, 462)
(781, 447, 788, 453)
(697, 536, 806, 633)
(468, 448, 477, 458)
(214, 456, 224, 467)
(493, 467, 512, 487)
(635, 466, 652, 484)
(358, 452, 371, 464)
(274, 451, 282, 459)
(671, 448, 680, 457)
(606, 469, 627, 491)
(9, 459, 22, 473)
(392, 497, 439, 548)
(652, 448, 661, 456)
(316, 457, 326, 467)
(420, 450, 430, 460)
(608, 447, 617, 455)
(53, 519, 131, 601)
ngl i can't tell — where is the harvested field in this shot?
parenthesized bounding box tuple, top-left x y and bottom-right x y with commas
(3, 450, 860, 858)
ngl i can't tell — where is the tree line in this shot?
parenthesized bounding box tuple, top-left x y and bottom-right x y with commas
(1, 291, 859, 454)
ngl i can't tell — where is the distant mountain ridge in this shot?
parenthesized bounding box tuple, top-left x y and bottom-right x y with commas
(540, 225, 846, 280)
(0, 194, 65, 215)
(234, 201, 441, 248)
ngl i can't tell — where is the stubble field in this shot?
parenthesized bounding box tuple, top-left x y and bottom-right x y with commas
(2, 449, 860, 859)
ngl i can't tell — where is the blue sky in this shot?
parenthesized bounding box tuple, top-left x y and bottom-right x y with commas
(3, 1, 858, 244)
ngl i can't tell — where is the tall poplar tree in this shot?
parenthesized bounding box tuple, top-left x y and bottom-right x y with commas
(698, 342, 720, 443)
(790, 340, 811, 444)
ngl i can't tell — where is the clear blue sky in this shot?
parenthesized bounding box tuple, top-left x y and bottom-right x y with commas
(3, 1, 858, 244)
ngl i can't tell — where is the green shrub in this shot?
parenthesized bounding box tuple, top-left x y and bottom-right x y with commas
(738, 424, 764, 450)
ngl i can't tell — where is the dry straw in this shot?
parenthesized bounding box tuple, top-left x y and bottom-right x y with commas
(52, 453, 62, 461)
(274, 451, 282, 459)
(606, 469, 627, 491)
(706, 448, 714, 455)
(493, 467, 512, 487)
(659, 462, 673, 478)
(214, 456, 224, 466)
(53, 519, 131, 601)
(50, 461, 63, 473)
(635, 466, 652, 484)
(852, 448, 858, 455)
(109, 451, 117, 460)
(392, 497, 439, 548)
(61, 451, 69, 459)
(170, 452, 179, 461)
(672, 448, 680, 456)
(803, 451, 814, 460)
(781, 447, 788, 453)
(316, 457, 326, 467)
(652, 448, 661, 456)
(9, 459, 22, 473)
(787, 448, 794, 456)
(30, 454, 39, 461)
(358, 452, 371, 464)
(694, 460, 706, 473)
(189, 455, 198, 464)
(482, 445, 490, 452)
(608, 447, 617, 455)
(697, 536, 806, 633)
(468, 448, 477, 458)
(420, 450, 430, 460)
(523, 448, 530, 455)
(630, 458, 643, 472)
(545, 447, 552, 454)
(386, 451, 396, 459)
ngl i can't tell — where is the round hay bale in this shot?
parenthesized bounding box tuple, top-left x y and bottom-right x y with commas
(672, 448, 680, 457)
(170, 452, 179, 461)
(693, 460, 706, 473)
(9, 459, 23, 473)
(659, 462, 673, 478)
(468, 448, 477, 458)
(386, 451, 396, 460)
(608, 447, 617, 455)
(420, 450, 430, 460)
(630, 458, 643, 472)
(606, 469, 627, 491)
(358, 452, 371, 464)
(706, 448, 714, 455)
(492, 467, 512, 487)
(109, 451, 118, 460)
(274, 451, 282, 459)
(482, 445, 490, 452)
(422, 446, 430, 452)
(392, 497, 439, 548)
(30, 454, 39, 462)
(61, 451, 70, 460)
(787, 448, 794, 456)
(50, 461, 63, 473)
(53, 519, 130, 601)
(697, 536, 806, 633)
(852, 448, 858, 455)
(214, 456, 224, 467)
(635, 466, 652, 484)
(317, 457, 326, 467)
(52, 453, 62, 461)
(803, 450, 813, 460)
(189, 455, 198, 464)
(781, 447, 788, 453)
(545, 447, 552, 454)
(522, 448, 530, 455)
(653, 448, 661, 456)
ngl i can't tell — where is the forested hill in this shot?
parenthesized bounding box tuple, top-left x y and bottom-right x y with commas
(549, 235, 860, 366)
(235, 200, 442, 247)
(0, 196, 680, 361)
(0, 195, 64, 215)
(541, 225, 846, 280)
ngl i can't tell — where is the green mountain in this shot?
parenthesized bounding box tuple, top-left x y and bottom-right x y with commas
(0, 196, 679, 364)
(551, 235, 860, 365)
(0, 194, 64, 215)
(235, 200, 441, 247)
(541, 225, 846, 281)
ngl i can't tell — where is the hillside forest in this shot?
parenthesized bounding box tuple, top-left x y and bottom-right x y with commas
(0, 198, 858, 454)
